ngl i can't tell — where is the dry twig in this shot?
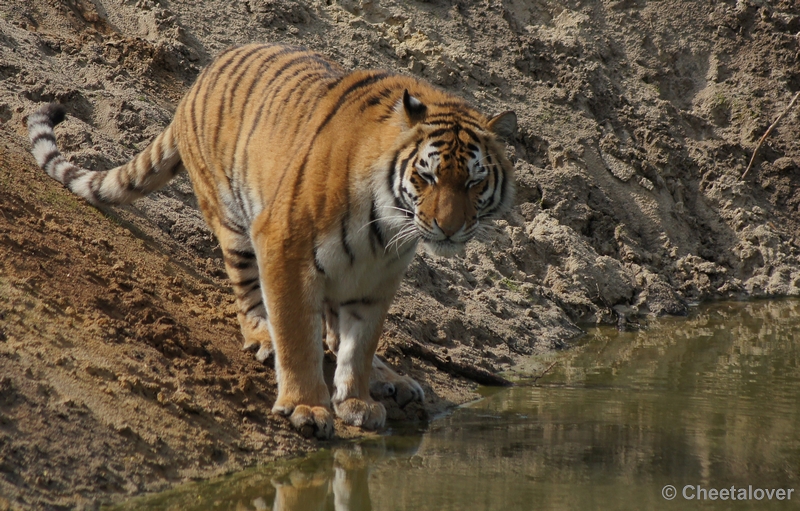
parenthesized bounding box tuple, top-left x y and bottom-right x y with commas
(399, 341, 513, 387)
(741, 90, 800, 180)
(530, 360, 558, 383)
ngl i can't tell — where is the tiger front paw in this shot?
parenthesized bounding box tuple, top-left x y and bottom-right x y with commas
(333, 398, 386, 430)
(272, 401, 335, 439)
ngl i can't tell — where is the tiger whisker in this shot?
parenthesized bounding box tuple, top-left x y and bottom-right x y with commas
(392, 232, 421, 257)
(383, 205, 415, 217)
(385, 223, 418, 255)
(356, 215, 412, 234)
(385, 224, 415, 248)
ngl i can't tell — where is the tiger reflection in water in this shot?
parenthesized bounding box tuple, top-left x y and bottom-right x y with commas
(234, 437, 420, 511)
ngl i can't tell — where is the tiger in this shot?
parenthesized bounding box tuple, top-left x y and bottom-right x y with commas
(26, 43, 517, 439)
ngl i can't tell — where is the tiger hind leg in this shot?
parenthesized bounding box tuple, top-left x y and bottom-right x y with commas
(369, 356, 425, 408)
(216, 225, 272, 363)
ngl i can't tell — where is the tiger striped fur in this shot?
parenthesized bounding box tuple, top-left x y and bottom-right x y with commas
(27, 43, 517, 439)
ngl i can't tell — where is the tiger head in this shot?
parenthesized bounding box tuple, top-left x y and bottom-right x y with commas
(387, 90, 517, 258)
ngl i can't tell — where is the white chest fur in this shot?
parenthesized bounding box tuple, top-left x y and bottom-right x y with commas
(314, 203, 418, 305)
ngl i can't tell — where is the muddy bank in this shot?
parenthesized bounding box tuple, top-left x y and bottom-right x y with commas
(1, 0, 800, 509)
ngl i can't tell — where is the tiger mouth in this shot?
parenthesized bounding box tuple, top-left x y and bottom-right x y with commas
(422, 238, 465, 258)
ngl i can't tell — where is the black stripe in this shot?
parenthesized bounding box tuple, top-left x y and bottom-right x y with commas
(326, 75, 346, 90)
(249, 70, 334, 211)
(169, 161, 183, 176)
(90, 172, 106, 202)
(240, 46, 298, 106)
(431, 100, 471, 109)
(42, 150, 60, 170)
(39, 103, 66, 125)
(424, 112, 475, 121)
(341, 211, 355, 265)
(308, 53, 336, 72)
(226, 45, 276, 110)
(220, 218, 247, 235)
(314, 72, 391, 137)
(235, 283, 261, 299)
(361, 87, 394, 110)
(232, 277, 259, 288)
(241, 55, 317, 199)
(231, 173, 250, 220)
(225, 257, 255, 270)
(62, 165, 78, 184)
(282, 74, 387, 216)
(271, 71, 327, 124)
(398, 146, 418, 176)
(288, 156, 309, 207)
(428, 128, 449, 139)
(188, 86, 207, 178)
(425, 110, 481, 121)
(115, 164, 128, 190)
(425, 119, 482, 129)
(474, 179, 490, 195)
(226, 248, 256, 259)
(313, 248, 326, 275)
(214, 46, 269, 152)
(369, 199, 385, 251)
(125, 179, 146, 193)
(30, 132, 56, 147)
(238, 48, 304, 186)
(197, 47, 257, 166)
(341, 297, 376, 307)
(386, 150, 400, 200)
(480, 167, 505, 218)
(364, 95, 384, 108)
(275, 72, 388, 206)
(244, 300, 264, 315)
(274, 69, 322, 111)
(461, 126, 480, 143)
(395, 194, 410, 216)
(198, 52, 241, 152)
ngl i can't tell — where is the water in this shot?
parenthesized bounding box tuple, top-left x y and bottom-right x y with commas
(115, 299, 800, 510)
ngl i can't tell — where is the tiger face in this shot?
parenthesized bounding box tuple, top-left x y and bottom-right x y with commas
(389, 92, 517, 258)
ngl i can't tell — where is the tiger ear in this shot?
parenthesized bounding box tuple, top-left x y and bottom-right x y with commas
(402, 89, 427, 127)
(487, 111, 517, 140)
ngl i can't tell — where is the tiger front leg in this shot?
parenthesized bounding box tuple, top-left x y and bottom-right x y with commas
(326, 312, 424, 409)
(331, 300, 392, 430)
(258, 246, 334, 439)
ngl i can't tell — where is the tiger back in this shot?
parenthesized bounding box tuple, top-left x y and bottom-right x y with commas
(27, 43, 517, 439)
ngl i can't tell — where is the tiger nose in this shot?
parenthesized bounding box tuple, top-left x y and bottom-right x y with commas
(433, 218, 462, 238)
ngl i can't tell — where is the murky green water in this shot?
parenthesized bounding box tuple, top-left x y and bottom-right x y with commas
(115, 300, 800, 510)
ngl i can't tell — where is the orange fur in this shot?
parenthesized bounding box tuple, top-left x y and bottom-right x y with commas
(27, 43, 517, 438)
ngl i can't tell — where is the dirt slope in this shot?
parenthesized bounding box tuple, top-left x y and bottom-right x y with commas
(1, 0, 799, 509)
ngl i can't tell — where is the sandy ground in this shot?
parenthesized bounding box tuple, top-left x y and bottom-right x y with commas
(1, 0, 799, 509)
